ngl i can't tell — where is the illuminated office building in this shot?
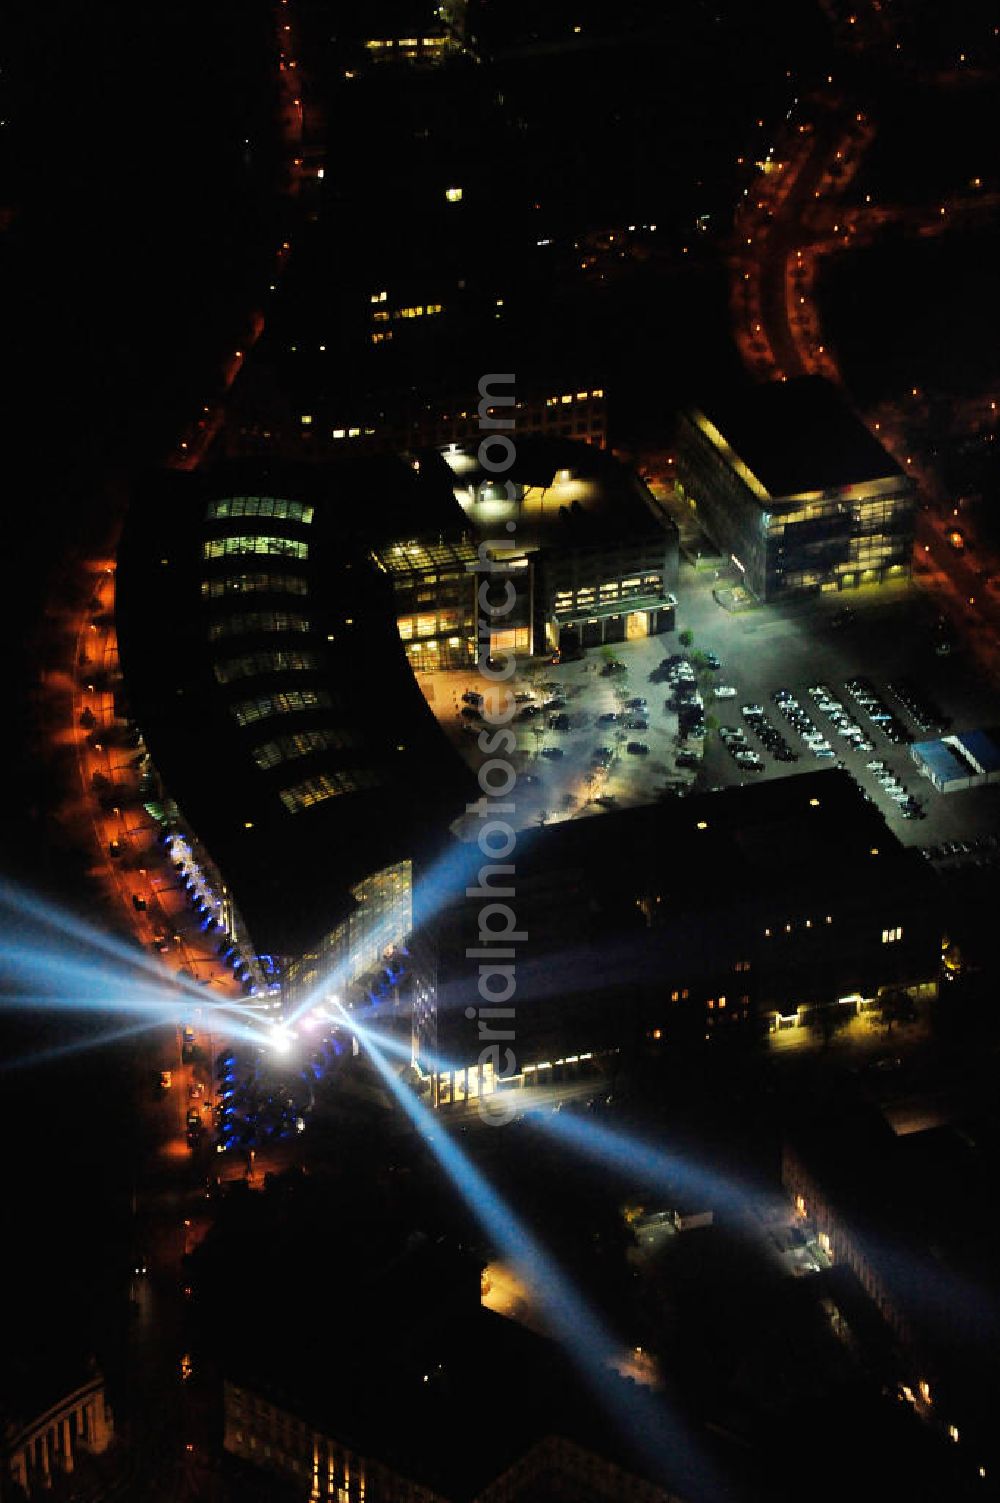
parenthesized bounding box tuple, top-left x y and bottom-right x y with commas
(116, 461, 476, 1004)
(674, 378, 915, 600)
(440, 438, 678, 658)
(361, 0, 469, 66)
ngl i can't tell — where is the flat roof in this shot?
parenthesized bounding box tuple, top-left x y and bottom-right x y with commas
(913, 739, 974, 785)
(116, 460, 477, 956)
(690, 377, 905, 502)
(510, 767, 919, 894)
(953, 729, 1000, 776)
(441, 435, 676, 553)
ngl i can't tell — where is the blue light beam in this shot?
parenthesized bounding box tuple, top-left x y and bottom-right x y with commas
(342, 1008, 732, 1503)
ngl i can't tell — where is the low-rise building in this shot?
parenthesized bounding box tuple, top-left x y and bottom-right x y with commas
(911, 729, 1000, 793)
(418, 771, 942, 1106)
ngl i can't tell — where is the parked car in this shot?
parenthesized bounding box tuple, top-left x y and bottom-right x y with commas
(715, 685, 737, 699)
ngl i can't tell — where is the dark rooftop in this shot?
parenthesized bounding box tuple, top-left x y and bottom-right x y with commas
(693, 377, 905, 501)
(440, 434, 677, 552)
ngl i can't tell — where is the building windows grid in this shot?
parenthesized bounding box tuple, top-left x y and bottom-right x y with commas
(231, 690, 332, 728)
(206, 496, 314, 524)
(203, 536, 309, 561)
(208, 611, 311, 640)
(279, 769, 381, 813)
(252, 728, 355, 770)
(214, 649, 321, 685)
(201, 573, 309, 598)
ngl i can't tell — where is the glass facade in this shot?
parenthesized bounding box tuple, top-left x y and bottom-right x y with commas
(208, 611, 311, 640)
(214, 649, 321, 685)
(375, 539, 479, 670)
(201, 574, 309, 598)
(675, 410, 916, 601)
(251, 729, 355, 770)
(283, 861, 413, 1011)
(230, 689, 332, 727)
(206, 496, 314, 524)
(203, 537, 309, 561)
(278, 769, 381, 813)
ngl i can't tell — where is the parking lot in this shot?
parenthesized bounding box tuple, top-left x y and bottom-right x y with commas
(417, 562, 1000, 847)
(421, 652, 695, 833)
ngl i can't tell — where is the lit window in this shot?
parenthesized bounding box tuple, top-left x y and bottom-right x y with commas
(300, 414, 312, 426)
(279, 769, 380, 813)
(203, 536, 309, 561)
(208, 612, 310, 640)
(206, 497, 314, 524)
(230, 690, 331, 727)
(370, 290, 387, 303)
(881, 926, 903, 944)
(252, 728, 354, 769)
(201, 573, 308, 598)
(445, 186, 463, 203)
(214, 649, 321, 684)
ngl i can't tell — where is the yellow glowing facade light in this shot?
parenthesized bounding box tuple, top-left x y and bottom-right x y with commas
(693, 412, 771, 502)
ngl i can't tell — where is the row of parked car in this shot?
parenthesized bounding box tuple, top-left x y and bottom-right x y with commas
(805, 683, 876, 753)
(771, 689, 838, 760)
(862, 759, 925, 819)
(924, 834, 998, 863)
(844, 678, 911, 745)
(887, 679, 948, 736)
(719, 724, 764, 772)
(741, 704, 798, 762)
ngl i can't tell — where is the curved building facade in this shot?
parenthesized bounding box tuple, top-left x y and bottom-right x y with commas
(116, 459, 476, 1009)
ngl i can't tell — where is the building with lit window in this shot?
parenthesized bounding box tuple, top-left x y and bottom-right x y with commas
(674, 378, 916, 600)
(418, 771, 941, 1107)
(225, 386, 610, 461)
(439, 437, 678, 657)
(200, 1199, 694, 1503)
(116, 460, 477, 1006)
(783, 1100, 1000, 1485)
(360, 0, 469, 67)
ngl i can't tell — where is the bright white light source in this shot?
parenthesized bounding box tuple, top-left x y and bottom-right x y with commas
(270, 1027, 293, 1054)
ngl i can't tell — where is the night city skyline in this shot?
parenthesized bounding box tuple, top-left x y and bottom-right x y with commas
(2, 2, 1000, 1500)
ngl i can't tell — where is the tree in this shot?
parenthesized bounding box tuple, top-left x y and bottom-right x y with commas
(876, 988, 917, 1033)
(805, 1003, 852, 1049)
(678, 629, 694, 649)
